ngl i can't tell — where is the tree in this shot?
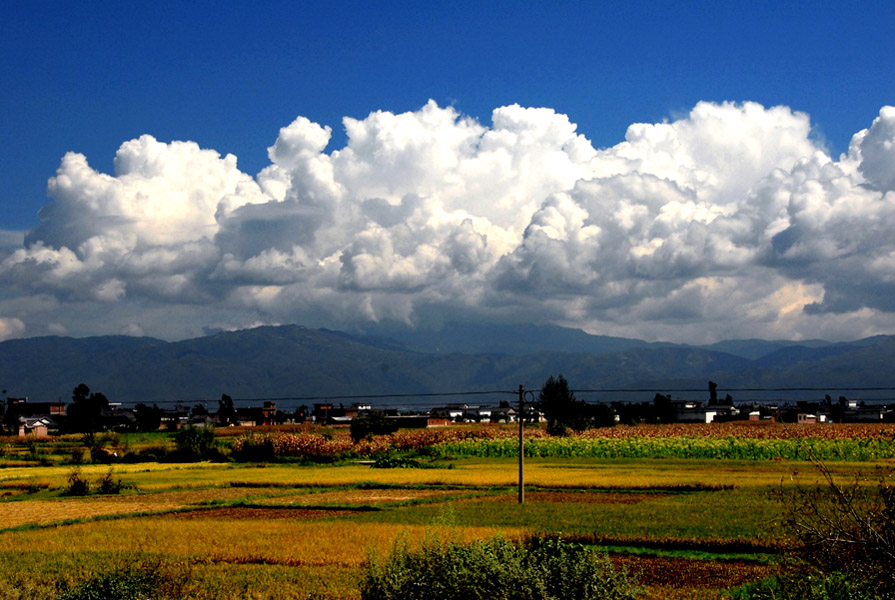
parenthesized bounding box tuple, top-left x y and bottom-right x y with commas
(67, 384, 110, 433)
(539, 375, 582, 435)
(133, 403, 162, 431)
(708, 380, 718, 404)
(350, 411, 399, 443)
(586, 402, 617, 428)
(538, 375, 618, 434)
(173, 426, 218, 461)
(217, 394, 236, 426)
(652, 393, 677, 424)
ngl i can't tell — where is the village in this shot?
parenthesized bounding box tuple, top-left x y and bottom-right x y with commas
(4, 383, 891, 437)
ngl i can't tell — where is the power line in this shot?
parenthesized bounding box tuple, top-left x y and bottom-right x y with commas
(116, 386, 895, 408)
(229, 390, 516, 403)
(123, 389, 517, 407)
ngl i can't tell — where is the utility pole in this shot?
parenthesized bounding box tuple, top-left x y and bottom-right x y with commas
(518, 384, 525, 504)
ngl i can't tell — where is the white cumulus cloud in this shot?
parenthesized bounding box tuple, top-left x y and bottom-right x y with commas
(1, 100, 894, 343)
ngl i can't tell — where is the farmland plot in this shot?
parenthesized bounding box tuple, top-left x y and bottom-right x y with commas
(0, 423, 892, 599)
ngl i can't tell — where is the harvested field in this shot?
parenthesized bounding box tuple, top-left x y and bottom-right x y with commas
(0, 498, 183, 529)
(251, 487, 465, 506)
(165, 507, 364, 520)
(1, 443, 878, 598)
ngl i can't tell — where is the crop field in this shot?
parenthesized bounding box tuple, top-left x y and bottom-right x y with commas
(0, 424, 892, 599)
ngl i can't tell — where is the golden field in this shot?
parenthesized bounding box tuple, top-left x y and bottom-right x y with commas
(0, 424, 892, 599)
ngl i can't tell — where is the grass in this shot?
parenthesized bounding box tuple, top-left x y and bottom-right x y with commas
(0, 435, 891, 599)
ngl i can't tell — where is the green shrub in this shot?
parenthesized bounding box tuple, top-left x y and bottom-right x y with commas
(736, 456, 895, 600)
(371, 456, 425, 469)
(56, 562, 186, 600)
(351, 412, 399, 443)
(122, 444, 170, 463)
(25, 439, 46, 462)
(96, 468, 125, 495)
(68, 446, 85, 464)
(731, 572, 882, 600)
(778, 457, 895, 595)
(361, 534, 641, 600)
(63, 468, 90, 496)
(172, 426, 222, 461)
(231, 433, 277, 462)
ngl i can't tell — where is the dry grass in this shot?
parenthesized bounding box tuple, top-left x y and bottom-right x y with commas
(1, 455, 881, 598)
(0, 498, 183, 529)
(250, 488, 466, 506)
(0, 517, 518, 568)
(5, 457, 880, 493)
(0, 487, 314, 530)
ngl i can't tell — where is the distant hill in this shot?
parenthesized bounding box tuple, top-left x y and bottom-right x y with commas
(695, 338, 833, 360)
(355, 321, 673, 356)
(1, 324, 893, 406)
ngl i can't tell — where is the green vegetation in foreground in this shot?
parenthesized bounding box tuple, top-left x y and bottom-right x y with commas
(362, 534, 642, 600)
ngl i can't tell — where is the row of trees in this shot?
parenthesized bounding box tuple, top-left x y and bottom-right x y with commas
(536, 374, 691, 434)
(537, 375, 615, 435)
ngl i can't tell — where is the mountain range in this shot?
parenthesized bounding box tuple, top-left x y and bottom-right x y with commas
(1, 323, 893, 407)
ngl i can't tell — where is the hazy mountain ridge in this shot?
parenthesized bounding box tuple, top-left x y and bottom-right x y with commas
(355, 322, 674, 356)
(1, 324, 893, 405)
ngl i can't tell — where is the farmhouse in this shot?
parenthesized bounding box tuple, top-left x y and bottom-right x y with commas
(17, 416, 55, 437)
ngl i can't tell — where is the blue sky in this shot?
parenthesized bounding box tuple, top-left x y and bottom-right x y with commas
(4, 0, 892, 229)
(1, 1, 894, 343)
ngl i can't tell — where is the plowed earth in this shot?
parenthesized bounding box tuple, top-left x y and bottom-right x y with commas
(613, 555, 773, 599)
(166, 507, 363, 520)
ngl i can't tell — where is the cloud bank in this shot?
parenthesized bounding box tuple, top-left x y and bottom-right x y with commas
(2, 100, 894, 343)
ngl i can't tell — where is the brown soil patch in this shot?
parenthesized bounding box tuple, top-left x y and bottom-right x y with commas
(165, 507, 361, 520)
(255, 488, 461, 506)
(612, 555, 772, 589)
(91, 487, 285, 504)
(478, 491, 670, 504)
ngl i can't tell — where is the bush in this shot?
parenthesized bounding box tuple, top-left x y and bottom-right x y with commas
(122, 444, 170, 463)
(351, 412, 399, 443)
(781, 456, 895, 594)
(232, 433, 277, 462)
(172, 426, 222, 461)
(56, 561, 186, 600)
(64, 468, 90, 496)
(371, 456, 425, 469)
(731, 572, 882, 600)
(361, 534, 641, 600)
(68, 446, 85, 464)
(96, 468, 125, 495)
(735, 455, 895, 599)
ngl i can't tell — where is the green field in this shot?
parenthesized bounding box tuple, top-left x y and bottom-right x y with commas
(0, 426, 892, 599)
